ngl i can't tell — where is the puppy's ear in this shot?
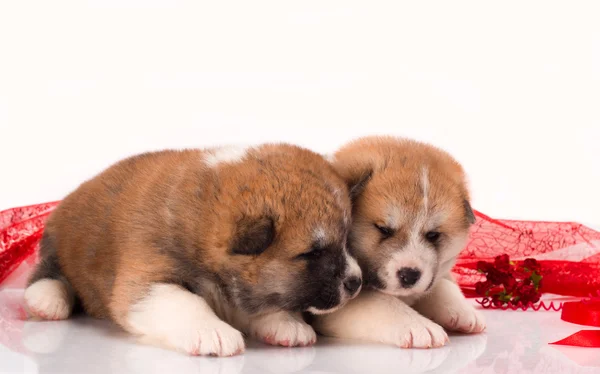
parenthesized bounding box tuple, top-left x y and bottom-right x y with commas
(327, 153, 374, 203)
(348, 170, 373, 203)
(231, 216, 275, 255)
(463, 199, 476, 225)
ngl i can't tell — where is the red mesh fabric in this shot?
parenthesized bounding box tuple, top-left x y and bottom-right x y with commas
(455, 211, 600, 298)
(0, 202, 59, 285)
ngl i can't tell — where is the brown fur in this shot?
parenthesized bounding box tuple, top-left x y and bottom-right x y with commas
(30, 144, 353, 328)
(330, 135, 474, 293)
(310, 136, 484, 348)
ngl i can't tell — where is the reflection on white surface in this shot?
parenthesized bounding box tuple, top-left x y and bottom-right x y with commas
(1, 289, 599, 374)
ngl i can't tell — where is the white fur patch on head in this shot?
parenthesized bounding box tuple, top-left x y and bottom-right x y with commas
(313, 227, 327, 243)
(24, 279, 74, 320)
(127, 283, 245, 356)
(420, 166, 430, 214)
(204, 145, 250, 167)
(373, 166, 438, 297)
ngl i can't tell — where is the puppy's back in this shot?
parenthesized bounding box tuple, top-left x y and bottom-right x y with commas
(44, 149, 204, 317)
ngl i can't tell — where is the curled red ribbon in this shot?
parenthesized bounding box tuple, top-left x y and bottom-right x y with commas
(549, 300, 600, 347)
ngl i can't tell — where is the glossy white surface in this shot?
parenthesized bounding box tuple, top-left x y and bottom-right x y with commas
(1, 288, 599, 374)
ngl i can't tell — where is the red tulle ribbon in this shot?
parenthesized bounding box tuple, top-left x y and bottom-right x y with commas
(453, 212, 600, 349)
(454, 211, 600, 299)
(0, 202, 59, 285)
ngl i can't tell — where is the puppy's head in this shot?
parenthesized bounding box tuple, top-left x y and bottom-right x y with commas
(329, 136, 475, 298)
(202, 144, 362, 315)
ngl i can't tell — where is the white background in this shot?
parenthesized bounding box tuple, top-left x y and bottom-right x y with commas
(1, 1, 599, 225)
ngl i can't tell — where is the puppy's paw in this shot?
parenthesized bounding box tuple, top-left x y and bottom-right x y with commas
(439, 303, 486, 334)
(127, 283, 245, 357)
(249, 312, 317, 347)
(185, 320, 246, 357)
(24, 279, 73, 320)
(414, 278, 486, 334)
(141, 319, 246, 357)
(390, 314, 448, 349)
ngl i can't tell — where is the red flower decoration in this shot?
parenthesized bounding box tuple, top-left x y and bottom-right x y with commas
(523, 258, 541, 272)
(475, 254, 543, 307)
(475, 280, 493, 295)
(494, 254, 511, 271)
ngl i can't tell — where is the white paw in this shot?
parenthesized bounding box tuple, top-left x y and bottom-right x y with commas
(415, 278, 487, 335)
(437, 303, 486, 334)
(249, 312, 317, 347)
(141, 319, 246, 357)
(386, 314, 448, 349)
(176, 320, 246, 357)
(127, 283, 245, 357)
(24, 279, 73, 320)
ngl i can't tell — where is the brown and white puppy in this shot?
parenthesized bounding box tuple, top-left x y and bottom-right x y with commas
(312, 136, 485, 348)
(24, 144, 362, 356)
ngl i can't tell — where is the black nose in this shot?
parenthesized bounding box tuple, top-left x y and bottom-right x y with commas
(343, 276, 362, 295)
(397, 268, 421, 288)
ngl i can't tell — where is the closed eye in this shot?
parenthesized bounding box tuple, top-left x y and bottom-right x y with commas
(424, 231, 442, 243)
(296, 244, 324, 260)
(374, 223, 394, 239)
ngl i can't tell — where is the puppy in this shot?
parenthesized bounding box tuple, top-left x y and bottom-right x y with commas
(312, 136, 485, 348)
(24, 144, 362, 356)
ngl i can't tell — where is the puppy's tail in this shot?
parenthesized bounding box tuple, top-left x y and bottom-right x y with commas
(24, 231, 76, 320)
